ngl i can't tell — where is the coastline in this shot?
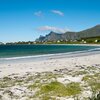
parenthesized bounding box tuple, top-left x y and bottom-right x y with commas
(0, 49, 100, 78)
(0, 46, 100, 99)
(21, 43, 100, 46)
(0, 44, 100, 61)
(43, 43, 100, 46)
(66, 43, 100, 46)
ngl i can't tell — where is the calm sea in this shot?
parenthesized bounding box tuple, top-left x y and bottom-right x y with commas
(0, 44, 99, 58)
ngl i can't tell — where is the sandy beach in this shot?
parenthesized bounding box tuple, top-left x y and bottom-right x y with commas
(0, 50, 100, 78)
(0, 51, 100, 100)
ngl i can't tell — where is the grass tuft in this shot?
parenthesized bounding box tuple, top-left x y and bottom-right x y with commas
(35, 81, 81, 98)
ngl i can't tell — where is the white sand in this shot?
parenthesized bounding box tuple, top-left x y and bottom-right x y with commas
(0, 52, 100, 78)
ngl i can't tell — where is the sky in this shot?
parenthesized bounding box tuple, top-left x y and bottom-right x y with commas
(0, 0, 100, 42)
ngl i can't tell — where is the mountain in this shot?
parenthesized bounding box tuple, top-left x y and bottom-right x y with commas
(35, 25, 100, 42)
(77, 25, 100, 39)
(0, 42, 4, 45)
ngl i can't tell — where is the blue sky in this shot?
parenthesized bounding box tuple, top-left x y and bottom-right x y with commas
(0, 0, 100, 42)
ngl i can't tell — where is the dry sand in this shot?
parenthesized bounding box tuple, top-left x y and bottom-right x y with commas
(0, 52, 100, 78)
(0, 51, 100, 100)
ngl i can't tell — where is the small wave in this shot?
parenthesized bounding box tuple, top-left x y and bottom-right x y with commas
(87, 48, 100, 52)
(0, 54, 57, 60)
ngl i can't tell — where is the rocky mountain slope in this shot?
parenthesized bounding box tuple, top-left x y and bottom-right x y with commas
(36, 25, 100, 42)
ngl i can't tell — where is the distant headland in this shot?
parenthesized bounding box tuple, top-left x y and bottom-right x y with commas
(1, 25, 100, 45)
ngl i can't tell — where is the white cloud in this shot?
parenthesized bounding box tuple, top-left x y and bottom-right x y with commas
(34, 11, 43, 16)
(51, 10, 64, 16)
(37, 26, 69, 33)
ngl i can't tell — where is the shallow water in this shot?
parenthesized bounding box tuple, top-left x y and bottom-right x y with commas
(0, 44, 99, 59)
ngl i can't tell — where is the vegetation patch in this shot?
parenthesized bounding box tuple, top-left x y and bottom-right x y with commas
(72, 70, 88, 76)
(34, 81, 81, 99)
(82, 73, 100, 93)
(0, 66, 100, 100)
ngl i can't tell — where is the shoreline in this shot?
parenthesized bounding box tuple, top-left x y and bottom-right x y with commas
(0, 50, 100, 78)
(44, 43, 100, 46)
(0, 48, 100, 99)
(1, 43, 100, 46)
(0, 49, 100, 63)
(0, 44, 100, 61)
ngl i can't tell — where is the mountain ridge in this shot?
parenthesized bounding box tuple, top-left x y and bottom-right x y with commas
(35, 25, 100, 42)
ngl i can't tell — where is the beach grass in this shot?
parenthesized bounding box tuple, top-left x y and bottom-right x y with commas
(33, 81, 81, 99)
(82, 72, 100, 93)
(0, 65, 100, 100)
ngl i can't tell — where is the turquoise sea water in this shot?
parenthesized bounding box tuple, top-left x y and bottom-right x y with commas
(0, 44, 99, 59)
